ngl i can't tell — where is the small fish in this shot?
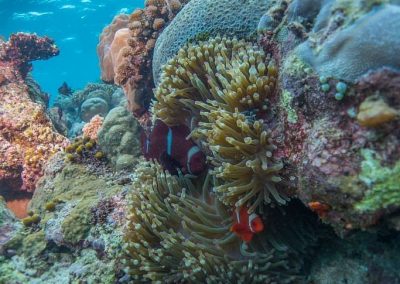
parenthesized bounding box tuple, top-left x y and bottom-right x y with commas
(231, 207, 264, 243)
(142, 119, 206, 175)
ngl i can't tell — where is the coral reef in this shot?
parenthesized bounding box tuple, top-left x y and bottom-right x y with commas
(0, 82, 68, 192)
(0, 153, 131, 283)
(97, 106, 141, 171)
(82, 115, 104, 141)
(254, 0, 400, 234)
(2, 1, 400, 282)
(0, 197, 23, 254)
(0, 33, 67, 193)
(113, 0, 190, 116)
(296, 3, 400, 82)
(152, 0, 274, 84)
(154, 36, 286, 212)
(97, 14, 130, 82)
(355, 150, 400, 212)
(0, 33, 59, 79)
(53, 83, 124, 138)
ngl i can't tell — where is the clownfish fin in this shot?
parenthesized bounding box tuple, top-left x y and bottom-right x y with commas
(241, 232, 254, 243)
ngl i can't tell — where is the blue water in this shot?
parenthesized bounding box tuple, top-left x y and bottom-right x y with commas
(0, 0, 141, 104)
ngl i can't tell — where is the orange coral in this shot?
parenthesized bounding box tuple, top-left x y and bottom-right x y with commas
(97, 14, 130, 83)
(82, 115, 104, 141)
(110, 0, 189, 117)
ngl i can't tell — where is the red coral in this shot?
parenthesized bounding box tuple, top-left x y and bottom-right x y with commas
(0, 33, 59, 78)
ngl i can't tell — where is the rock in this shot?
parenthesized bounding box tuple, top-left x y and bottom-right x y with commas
(296, 5, 400, 82)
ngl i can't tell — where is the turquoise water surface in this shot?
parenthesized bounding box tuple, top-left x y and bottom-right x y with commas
(0, 0, 141, 104)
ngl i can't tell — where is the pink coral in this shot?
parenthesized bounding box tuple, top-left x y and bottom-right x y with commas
(99, 0, 189, 118)
(0, 33, 59, 79)
(0, 33, 67, 193)
(82, 115, 104, 141)
(97, 14, 129, 82)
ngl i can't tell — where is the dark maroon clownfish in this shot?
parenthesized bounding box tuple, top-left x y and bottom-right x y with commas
(141, 119, 206, 175)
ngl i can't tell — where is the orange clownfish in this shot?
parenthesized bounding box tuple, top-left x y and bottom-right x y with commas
(230, 207, 264, 243)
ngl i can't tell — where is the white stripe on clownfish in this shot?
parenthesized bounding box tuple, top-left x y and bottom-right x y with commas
(145, 138, 150, 154)
(186, 145, 200, 175)
(236, 208, 241, 224)
(249, 213, 258, 233)
(167, 128, 173, 156)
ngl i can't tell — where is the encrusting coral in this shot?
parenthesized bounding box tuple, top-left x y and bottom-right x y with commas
(124, 160, 314, 283)
(153, 36, 285, 212)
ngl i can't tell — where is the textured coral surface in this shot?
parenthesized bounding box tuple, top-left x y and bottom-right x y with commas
(113, 0, 189, 116)
(97, 14, 129, 83)
(0, 33, 67, 193)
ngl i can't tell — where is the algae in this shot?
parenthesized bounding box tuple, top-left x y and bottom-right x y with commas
(356, 149, 400, 211)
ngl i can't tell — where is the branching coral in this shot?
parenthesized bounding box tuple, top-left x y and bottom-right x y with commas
(153, 36, 285, 212)
(124, 160, 308, 283)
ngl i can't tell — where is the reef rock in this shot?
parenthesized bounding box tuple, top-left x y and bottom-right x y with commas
(0, 153, 130, 283)
(0, 33, 67, 193)
(296, 3, 400, 82)
(257, 0, 400, 234)
(0, 197, 22, 254)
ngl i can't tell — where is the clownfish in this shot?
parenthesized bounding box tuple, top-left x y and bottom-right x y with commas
(141, 119, 206, 175)
(231, 207, 264, 243)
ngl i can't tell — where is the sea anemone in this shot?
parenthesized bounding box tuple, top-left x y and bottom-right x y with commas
(153, 36, 285, 212)
(123, 160, 305, 283)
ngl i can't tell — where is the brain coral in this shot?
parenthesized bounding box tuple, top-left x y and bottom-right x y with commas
(97, 107, 141, 171)
(152, 0, 273, 84)
(97, 14, 129, 83)
(80, 97, 109, 122)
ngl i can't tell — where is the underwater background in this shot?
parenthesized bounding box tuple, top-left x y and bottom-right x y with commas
(1, 0, 400, 283)
(0, 0, 140, 104)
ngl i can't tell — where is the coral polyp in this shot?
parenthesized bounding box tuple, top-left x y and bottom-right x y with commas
(153, 36, 284, 211)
